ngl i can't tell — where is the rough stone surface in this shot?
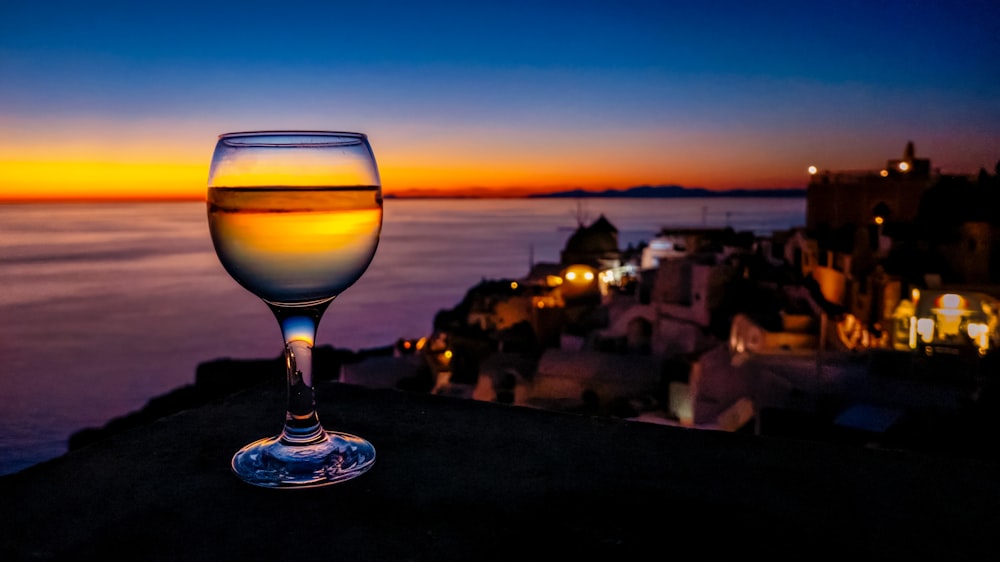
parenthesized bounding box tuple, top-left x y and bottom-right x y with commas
(2, 380, 999, 561)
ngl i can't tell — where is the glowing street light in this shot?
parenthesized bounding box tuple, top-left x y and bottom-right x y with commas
(562, 265, 597, 286)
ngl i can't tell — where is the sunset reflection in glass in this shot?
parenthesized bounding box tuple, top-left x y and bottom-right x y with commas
(206, 131, 381, 488)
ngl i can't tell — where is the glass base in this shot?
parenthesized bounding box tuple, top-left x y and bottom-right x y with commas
(231, 430, 376, 489)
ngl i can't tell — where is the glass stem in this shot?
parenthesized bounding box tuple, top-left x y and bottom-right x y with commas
(268, 300, 332, 445)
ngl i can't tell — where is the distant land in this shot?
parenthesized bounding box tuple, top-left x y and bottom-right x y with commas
(384, 185, 806, 199)
(527, 185, 806, 198)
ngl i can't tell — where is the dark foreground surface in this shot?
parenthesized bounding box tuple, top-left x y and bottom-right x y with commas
(2, 379, 999, 561)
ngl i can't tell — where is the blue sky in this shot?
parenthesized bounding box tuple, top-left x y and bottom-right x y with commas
(2, 0, 998, 197)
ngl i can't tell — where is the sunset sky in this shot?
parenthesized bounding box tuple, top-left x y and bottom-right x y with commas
(1, 0, 998, 200)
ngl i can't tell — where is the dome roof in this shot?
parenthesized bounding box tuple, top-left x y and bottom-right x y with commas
(563, 214, 619, 257)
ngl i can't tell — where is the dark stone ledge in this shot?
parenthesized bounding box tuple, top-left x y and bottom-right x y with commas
(3, 379, 999, 561)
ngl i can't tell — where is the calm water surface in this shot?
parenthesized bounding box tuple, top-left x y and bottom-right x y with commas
(0, 197, 805, 475)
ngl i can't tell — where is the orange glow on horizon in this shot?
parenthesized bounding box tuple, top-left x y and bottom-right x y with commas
(0, 159, 208, 202)
(1, 155, 809, 201)
(0, 127, 811, 201)
(0, 116, 817, 201)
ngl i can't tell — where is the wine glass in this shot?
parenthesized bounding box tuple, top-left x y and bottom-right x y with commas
(206, 131, 381, 488)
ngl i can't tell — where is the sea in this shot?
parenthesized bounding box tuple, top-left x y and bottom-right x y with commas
(0, 196, 805, 475)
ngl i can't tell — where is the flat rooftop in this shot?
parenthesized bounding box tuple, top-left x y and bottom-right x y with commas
(2, 378, 998, 560)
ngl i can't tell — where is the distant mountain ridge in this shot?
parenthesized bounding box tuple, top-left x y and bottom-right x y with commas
(381, 184, 807, 199)
(527, 185, 806, 198)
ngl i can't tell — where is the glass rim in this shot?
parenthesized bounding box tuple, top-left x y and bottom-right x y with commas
(218, 131, 368, 147)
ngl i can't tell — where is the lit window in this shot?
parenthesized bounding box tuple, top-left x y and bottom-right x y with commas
(967, 322, 990, 354)
(563, 265, 596, 284)
(968, 322, 988, 339)
(940, 293, 962, 310)
(916, 317, 934, 343)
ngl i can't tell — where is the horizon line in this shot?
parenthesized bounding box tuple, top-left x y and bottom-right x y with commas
(0, 185, 808, 204)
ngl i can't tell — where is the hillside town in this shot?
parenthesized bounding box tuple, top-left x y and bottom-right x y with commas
(343, 142, 1000, 457)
